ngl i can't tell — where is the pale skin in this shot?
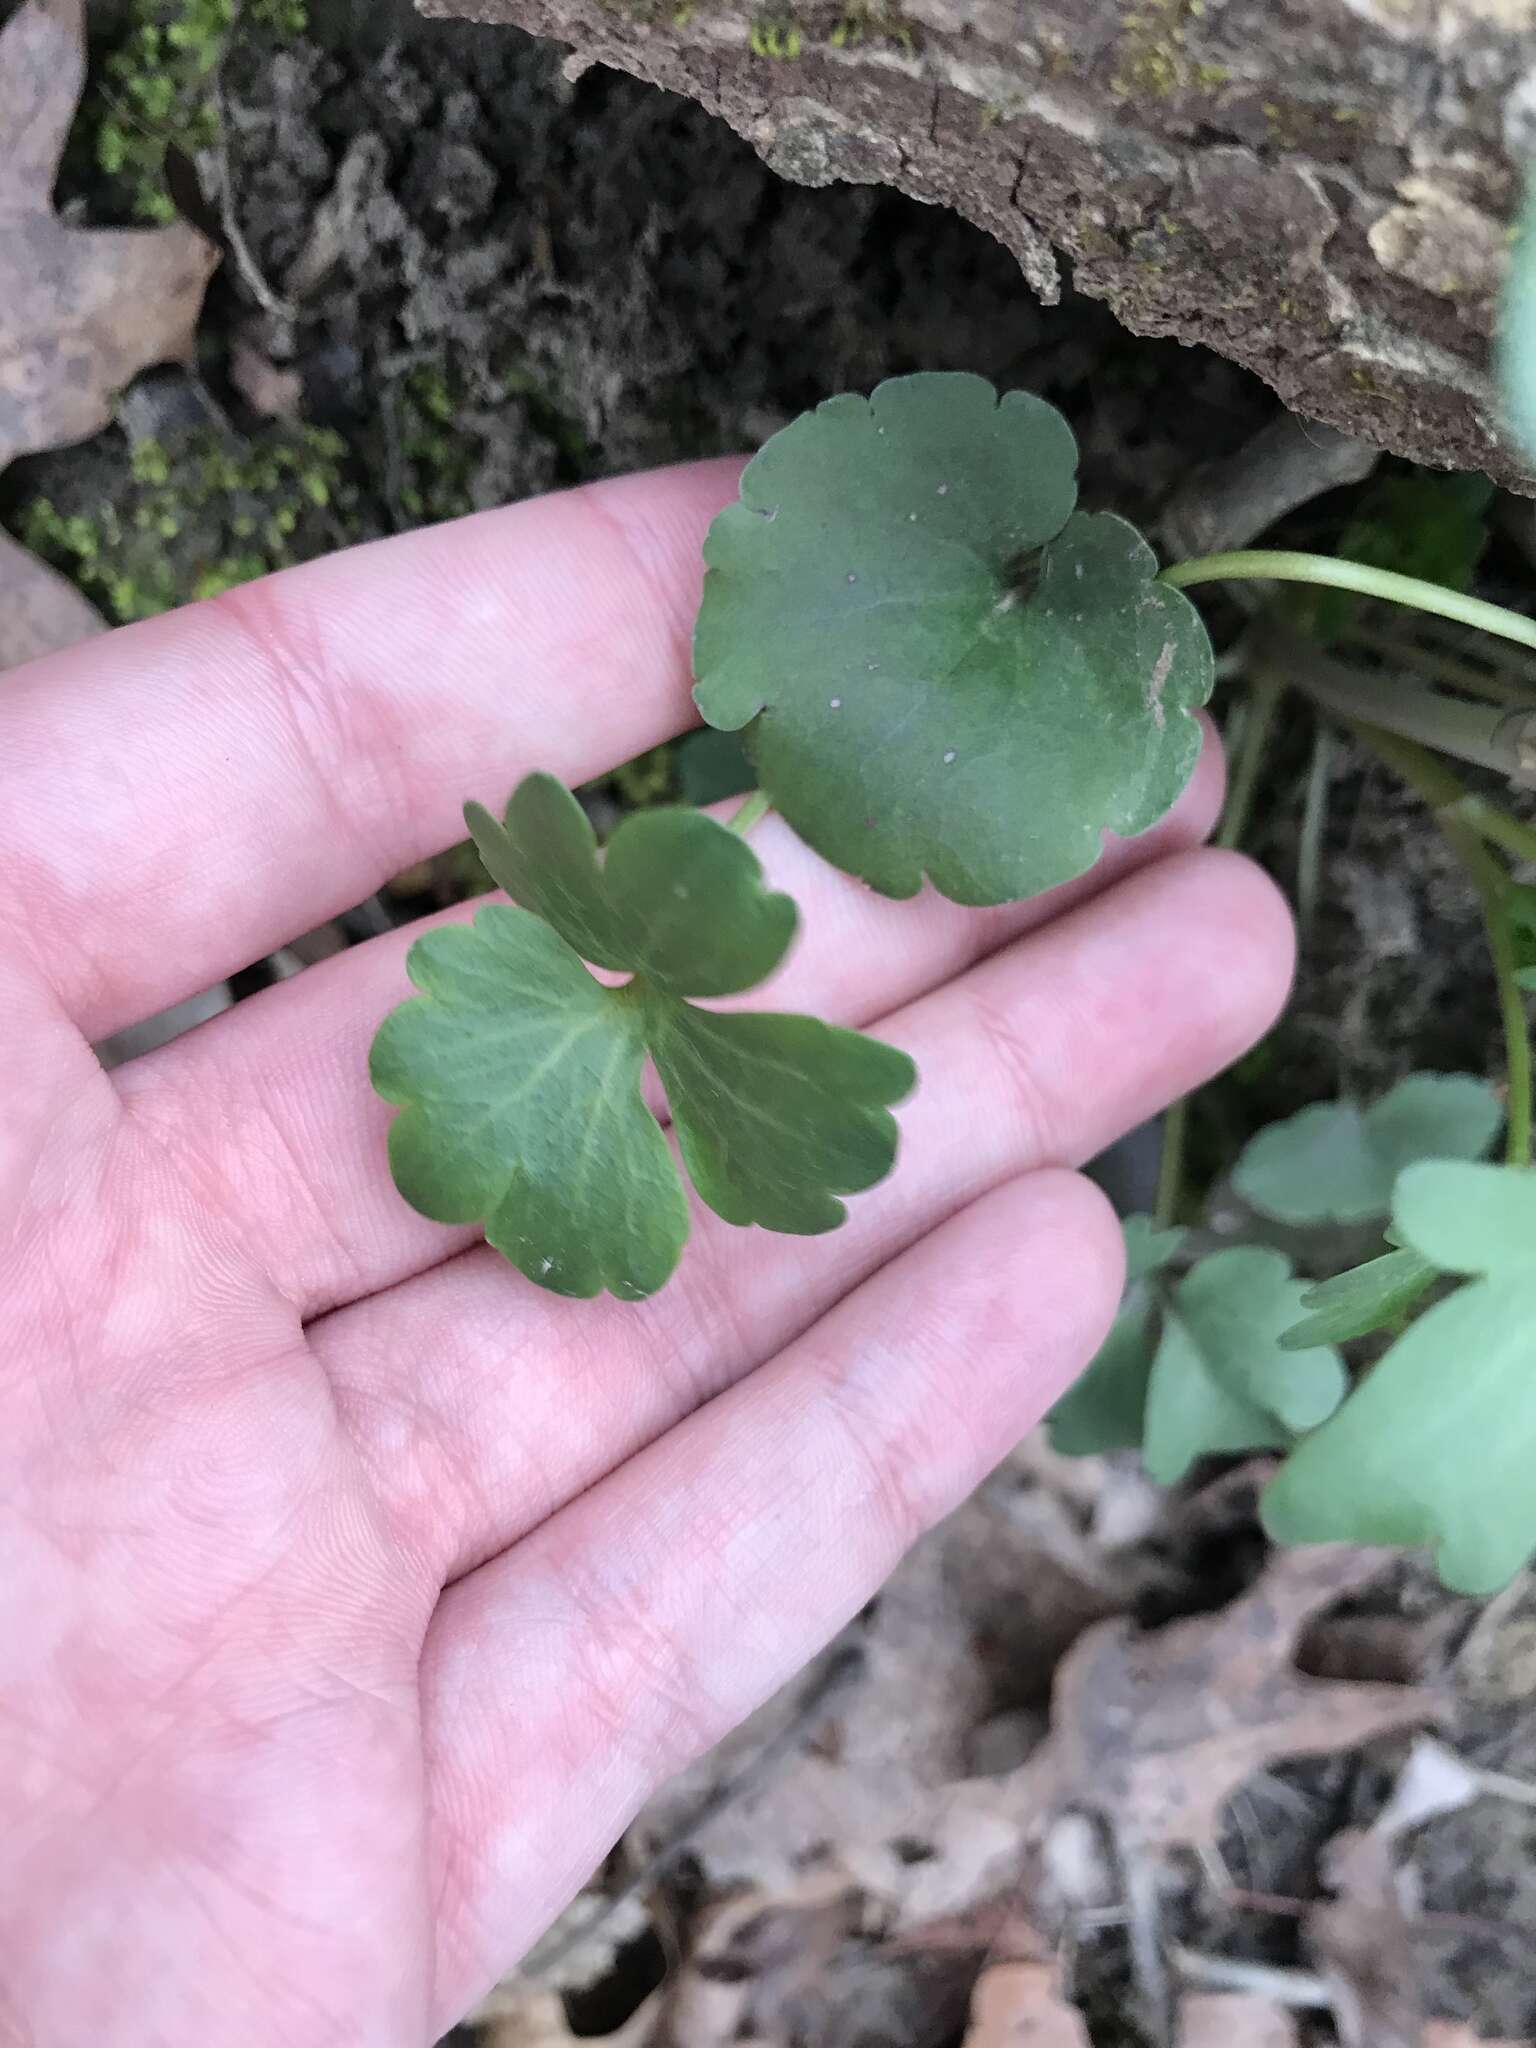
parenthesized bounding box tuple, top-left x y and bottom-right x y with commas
(0, 460, 1294, 2047)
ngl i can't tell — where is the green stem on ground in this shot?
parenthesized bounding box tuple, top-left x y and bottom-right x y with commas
(1288, 697, 1536, 866)
(1153, 1092, 1190, 1232)
(1217, 668, 1285, 852)
(1349, 723, 1533, 1170)
(1163, 550, 1536, 656)
(1255, 627, 1536, 781)
(727, 789, 772, 836)
(1447, 794, 1536, 871)
(1340, 625, 1536, 711)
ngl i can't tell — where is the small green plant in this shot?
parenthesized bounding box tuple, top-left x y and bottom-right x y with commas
(92, 0, 306, 222)
(372, 365, 1536, 1591)
(1048, 1074, 1512, 1587)
(18, 425, 351, 622)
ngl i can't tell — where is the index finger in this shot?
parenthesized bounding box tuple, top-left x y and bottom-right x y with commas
(0, 460, 740, 1041)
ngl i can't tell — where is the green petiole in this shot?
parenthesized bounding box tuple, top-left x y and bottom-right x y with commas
(727, 789, 772, 837)
(1164, 551, 1536, 656)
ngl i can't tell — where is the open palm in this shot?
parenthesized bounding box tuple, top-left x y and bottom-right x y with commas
(0, 462, 1290, 2046)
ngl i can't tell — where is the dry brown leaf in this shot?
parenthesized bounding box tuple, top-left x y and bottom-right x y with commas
(1044, 1545, 1443, 1856)
(1422, 2024, 1532, 2048)
(477, 1985, 661, 2048)
(477, 1987, 577, 2048)
(659, 1875, 868, 2048)
(0, 0, 217, 469)
(961, 1918, 1089, 2048)
(0, 526, 104, 672)
(1307, 1829, 1421, 2048)
(1176, 1993, 1299, 2048)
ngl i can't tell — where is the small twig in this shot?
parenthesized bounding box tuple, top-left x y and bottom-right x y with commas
(1468, 1763, 1536, 1808)
(1296, 723, 1334, 945)
(1120, 1844, 1173, 2045)
(526, 1643, 865, 1980)
(206, 5, 299, 326)
(1160, 414, 1377, 563)
(1173, 1947, 1333, 2009)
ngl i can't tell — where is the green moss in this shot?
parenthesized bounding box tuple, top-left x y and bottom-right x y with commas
(393, 365, 482, 527)
(611, 744, 678, 809)
(17, 423, 353, 624)
(750, 12, 803, 58)
(89, 0, 306, 223)
(828, 0, 918, 54)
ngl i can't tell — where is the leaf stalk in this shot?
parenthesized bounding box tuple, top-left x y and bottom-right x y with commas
(1163, 550, 1536, 656)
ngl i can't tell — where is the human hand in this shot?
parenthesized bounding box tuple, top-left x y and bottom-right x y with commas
(0, 462, 1291, 2045)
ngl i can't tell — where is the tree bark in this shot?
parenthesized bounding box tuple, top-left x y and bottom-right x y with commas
(417, 0, 1536, 487)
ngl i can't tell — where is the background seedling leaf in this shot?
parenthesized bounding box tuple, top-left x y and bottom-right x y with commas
(1279, 1246, 1438, 1351)
(1123, 1213, 1186, 1283)
(1233, 1072, 1501, 1224)
(1046, 1308, 1158, 1458)
(374, 775, 915, 1297)
(1264, 1160, 1536, 1591)
(693, 372, 1213, 907)
(0, 0, 218, 471)
(1262, 1278, 1536, 1593)
(1305, 471, 1491, 645)
(1047, 1215, 1183, 1455)
(1142, 1248, 1346, 1485)
(1393, 1157, 1536, 1275)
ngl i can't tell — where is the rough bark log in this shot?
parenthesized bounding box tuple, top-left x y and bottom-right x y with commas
(417, 0, 1536, 487)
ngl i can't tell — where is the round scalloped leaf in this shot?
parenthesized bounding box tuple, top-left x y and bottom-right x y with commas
(1392, 1157, 1536, 1276)
(692, 372, 1213, 906)
(1233, 1072, 1502, 1226)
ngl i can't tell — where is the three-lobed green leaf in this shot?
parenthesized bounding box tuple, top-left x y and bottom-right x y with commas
(1233, 1072, 1502, 1225)
(693, 372, 1214, 907)
(1263, 1161, 1536, 1593)
(1142, 1248, 1346, 1485)
(371, 774, 915, 1299)
(1046, 1216, 1184, 1457)
(1047, 1227, 1345, 1479)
